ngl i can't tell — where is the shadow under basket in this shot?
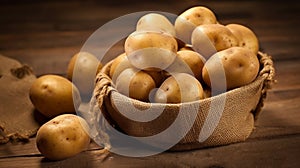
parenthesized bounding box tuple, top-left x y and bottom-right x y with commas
(89, 51, 275, 151)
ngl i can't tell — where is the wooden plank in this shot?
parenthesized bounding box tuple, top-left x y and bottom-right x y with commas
(1, 135, 300, 168)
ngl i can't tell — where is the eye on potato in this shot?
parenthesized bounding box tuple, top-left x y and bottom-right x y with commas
(36, 114, 90, 161)
(124, 31, 178, 71)
(29, 75, 81, 118)
(154, 73, 204, 103)
(226, 23, 259, 54)
(136, 13, 175, 36)
(202, 47, 260, 91)
(175, 6, 217, 44)
(192, 24, 239, 59)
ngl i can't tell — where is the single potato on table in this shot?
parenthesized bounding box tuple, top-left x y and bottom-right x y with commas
(36, 114, 90, 161)
(29, 75, 81, 118)
(67, 51, 102, 98)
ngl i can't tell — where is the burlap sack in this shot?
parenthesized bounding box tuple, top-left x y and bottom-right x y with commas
(0, 55, 41, 144)
(91, 51, 275, 151)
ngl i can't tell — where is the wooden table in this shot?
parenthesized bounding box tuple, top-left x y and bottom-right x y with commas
(0, 0, 299, 167)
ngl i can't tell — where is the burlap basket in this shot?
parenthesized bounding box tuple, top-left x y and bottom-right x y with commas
(90, 51, 275, 151)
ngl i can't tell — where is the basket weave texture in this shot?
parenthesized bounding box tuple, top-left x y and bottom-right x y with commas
(91, 52, 275, 151)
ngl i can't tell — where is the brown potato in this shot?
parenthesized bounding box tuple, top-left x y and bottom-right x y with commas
(36, 114, 90, 160)
(136, 13, 175, 36)
(29, 75, 81, 118)
(124, 31, 178, 71)
(202, 47, 260, 91)
(115, 68, 156, 102)
(174, 6, 217, 44)
(191, 24, 238, 59)
(109, 53, 134, 82)
(144, 70, 165, 87)
(154, 73, 204, 103)
(176, 50, 206, 81)
(226, 23, 259, 54)
(66, 52, 102, 97)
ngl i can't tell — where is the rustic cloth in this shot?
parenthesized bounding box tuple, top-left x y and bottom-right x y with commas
(91, 52, 275, 151)
(0, 55, 40, 144)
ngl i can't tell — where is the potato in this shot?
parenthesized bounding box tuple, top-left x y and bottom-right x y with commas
(176, 50, 205, 81)
(136, 13, 175, 36)
(226, 23, 259, 54)
(29, 75, 81, 118)
(124, 31, 178, 71)
(202, 47, 260, 91)
(154, 73, 204, 103)
(191, 24, 238, 59)
(174, 6, 217, 44)
(67, 52, 102, 97)
(115, 68, 156, 102)
(109, 53, 134, 82)
(36, 114, 90, 160)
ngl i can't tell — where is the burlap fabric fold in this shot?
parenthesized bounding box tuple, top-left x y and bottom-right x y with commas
(0, 55, 40, 144)
(91, 52, 275, 151)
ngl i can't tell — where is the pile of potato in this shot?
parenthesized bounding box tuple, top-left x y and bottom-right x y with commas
(28, 6, 260, 161)
(110, 6, 260, 103)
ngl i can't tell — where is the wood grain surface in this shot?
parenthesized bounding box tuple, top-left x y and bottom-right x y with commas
(0, 0, 300, 167)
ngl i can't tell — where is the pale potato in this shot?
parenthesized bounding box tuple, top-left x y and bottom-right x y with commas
(154, 73, 204, 103)
(36, 114, 90, 160)
(29, 75, 81, 118)
(124, 31, 178, 71)
(202, 47, 260, 91)
(174, 6, 217, 44)
(226, 23, 259, 54)
(115, 68, 156, 102)
(191, 24, 238, 59)
(67, 52, 102, 97)
(136, 13, 175, 36)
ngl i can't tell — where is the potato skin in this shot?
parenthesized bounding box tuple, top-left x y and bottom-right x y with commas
(109, 53, 134, 82)
(154, 73, 204, 103)
(192, 24, 238, 59)
(116, 68, 156, 102)
(177, 50, 205, 81)
(66, 52, 102, 97)
(202, 47, 260, 91)
(124, 31, 178, 71)
(175, 6, 217, 44)
(36, 114, 90, 160)
(226, 23, 259, 54)
(29, 75, 81, 118)
(136, 13, 175, 36)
